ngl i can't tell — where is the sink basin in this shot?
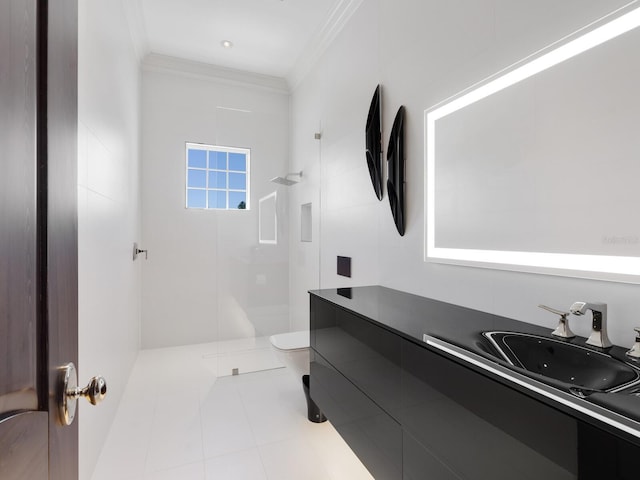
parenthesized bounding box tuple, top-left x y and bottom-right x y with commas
(482, 331, 640, 392)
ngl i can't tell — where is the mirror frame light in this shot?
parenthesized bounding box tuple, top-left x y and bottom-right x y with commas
(425, 4, 640, 283)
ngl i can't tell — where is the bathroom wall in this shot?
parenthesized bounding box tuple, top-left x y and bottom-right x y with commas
(289, 0, 640, 344)
(77, 1, 142, 478)
(140, 58, 290, 348)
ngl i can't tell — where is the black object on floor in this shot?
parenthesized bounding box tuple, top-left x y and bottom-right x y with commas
(302, 374, 327, 423)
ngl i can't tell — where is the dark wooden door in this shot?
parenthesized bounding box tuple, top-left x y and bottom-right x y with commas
(0, 0, 78, 479)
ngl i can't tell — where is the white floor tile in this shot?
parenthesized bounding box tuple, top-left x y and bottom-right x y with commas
(238, 373, 310, 445)
(90, 396, 153, 480)
(145, 394, 203, 473)
(144, 461, 205, 480)
(204, 448, 267, 480)
(216, 336, 270, 354)
(258, 437, 332, 480)
(91, 438, 147, 480)
(201, 388, 257, 458)
(91, 341, 370, 480)
(305, 422, 375, 480)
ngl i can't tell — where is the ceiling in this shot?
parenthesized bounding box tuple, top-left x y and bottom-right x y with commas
(137, 0, 346, 80)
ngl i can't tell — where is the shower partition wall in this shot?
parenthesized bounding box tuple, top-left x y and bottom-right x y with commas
(213, 201, 290, 376)
(211, 104, 291, 376)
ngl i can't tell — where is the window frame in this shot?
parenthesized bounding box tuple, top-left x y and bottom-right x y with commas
(185, 142, 251, 211)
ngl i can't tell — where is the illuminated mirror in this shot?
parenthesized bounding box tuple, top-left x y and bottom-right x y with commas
(425, 5, 640, 283)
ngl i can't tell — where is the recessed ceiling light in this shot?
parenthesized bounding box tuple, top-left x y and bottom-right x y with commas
(221, 40, 233, 49)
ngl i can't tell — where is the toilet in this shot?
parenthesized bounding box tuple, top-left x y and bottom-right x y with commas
(269, 330, 310, 378)
(270, 330, 326, 423)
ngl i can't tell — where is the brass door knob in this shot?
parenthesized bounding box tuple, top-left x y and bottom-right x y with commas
(59, 362, 107, 426)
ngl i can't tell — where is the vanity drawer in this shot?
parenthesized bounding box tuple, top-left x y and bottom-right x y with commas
(403, 430, 461, 480)
(310, 296, 402, 417)
(310, 350, 402, 480)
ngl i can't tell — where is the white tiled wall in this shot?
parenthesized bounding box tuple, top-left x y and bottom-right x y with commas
(78, 1, 142, 479)
(289, 0, 640, 344)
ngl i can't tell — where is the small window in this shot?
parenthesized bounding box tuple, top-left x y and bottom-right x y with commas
(185, 143, 250, 210)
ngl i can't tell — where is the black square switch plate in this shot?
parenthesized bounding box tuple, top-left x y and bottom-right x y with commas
(337, 256, 351, 277)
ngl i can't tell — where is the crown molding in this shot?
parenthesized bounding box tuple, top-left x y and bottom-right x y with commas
(142, 54, 290, 94)
(121, 0, 150, 61)
(287, 0, 364, 90)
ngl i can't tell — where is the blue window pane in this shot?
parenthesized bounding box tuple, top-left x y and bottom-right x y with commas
(208, 171, 227, 189)
(229, 191, 247, 209)
(188, 169, 206, 188)
(229, 153, 246, 171)
(229, 173, 246, 190)
(208, 190, 227, 209)
(187, 189, 206, 208)
(188, 149, 207, 168)
(209, 151, 227, 170)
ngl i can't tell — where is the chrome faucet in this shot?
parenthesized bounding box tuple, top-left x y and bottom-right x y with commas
(569, 302, 612, 348)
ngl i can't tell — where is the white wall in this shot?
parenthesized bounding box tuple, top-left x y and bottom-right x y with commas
(141, 60, 290, 348)
(77, 1, 142, 478)
(290, 0, 640, 345)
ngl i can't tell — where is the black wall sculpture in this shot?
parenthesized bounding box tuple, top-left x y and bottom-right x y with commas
(387, 106, 405, 236)
(365, 85, 383, 200)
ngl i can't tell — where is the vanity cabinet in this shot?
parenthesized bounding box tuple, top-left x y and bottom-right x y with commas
(310, 289, 640, 480)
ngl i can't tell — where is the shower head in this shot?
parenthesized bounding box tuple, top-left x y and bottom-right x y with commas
(270, 176, 298, 186)
(270, 171, 302, 186)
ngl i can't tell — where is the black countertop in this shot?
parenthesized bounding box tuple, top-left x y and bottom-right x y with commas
(310, 285, 640, 445)
(311, 285, 554, 346)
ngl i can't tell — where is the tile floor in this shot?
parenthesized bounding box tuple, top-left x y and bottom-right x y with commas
(90, 339, 374, 480)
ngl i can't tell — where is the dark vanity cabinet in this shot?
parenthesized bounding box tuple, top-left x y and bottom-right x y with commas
(310, 289, 640, 480)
